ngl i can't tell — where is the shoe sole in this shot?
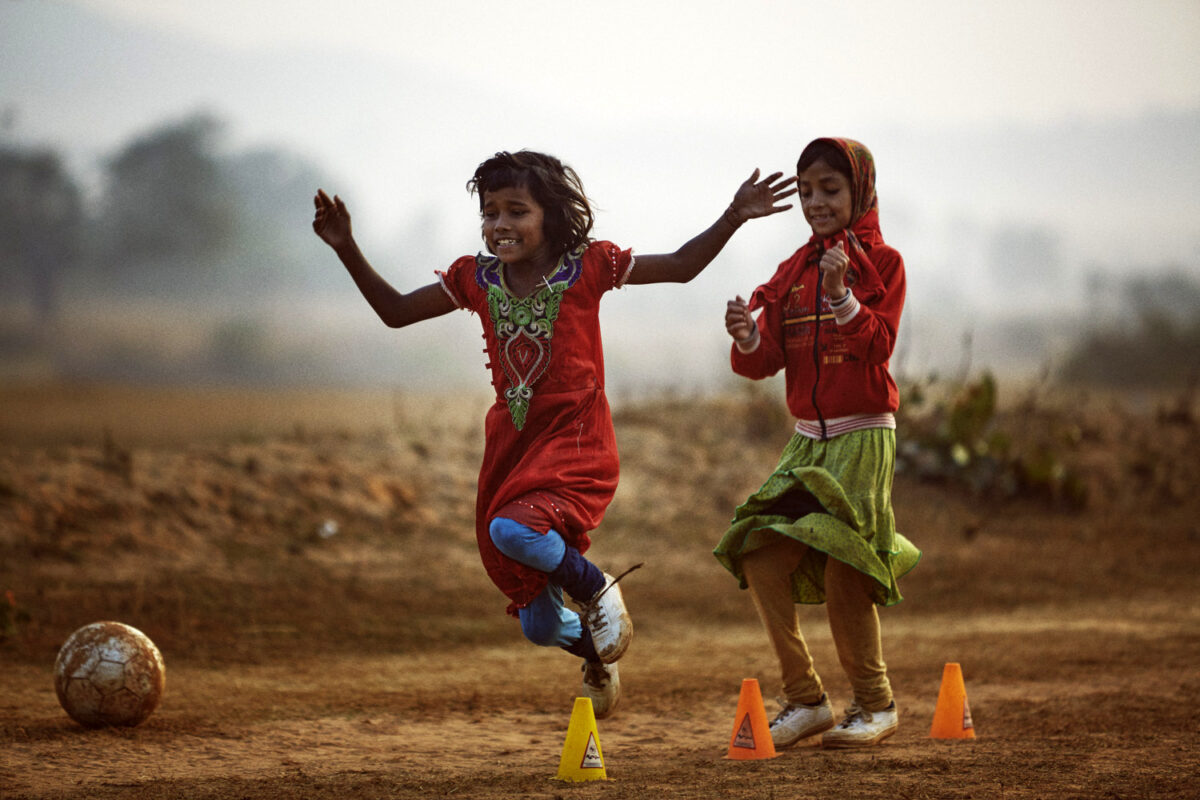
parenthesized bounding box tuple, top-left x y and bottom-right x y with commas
(593, 694, 619, 720)
(821, 724, 898, 749)
(583, 670, 620, 719)
(773, 717, 836, 749)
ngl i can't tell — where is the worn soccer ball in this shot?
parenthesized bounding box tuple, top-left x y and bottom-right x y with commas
(54, 621, 166, 728)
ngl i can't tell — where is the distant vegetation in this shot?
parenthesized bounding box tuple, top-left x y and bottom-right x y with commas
(893, 267, 1200, 506)
(895, 372, 1091, 508)
(1, 111, 353, 384)
(2, 109, 1197, 391)
(1059, 272, 1200, 388)
(1, 111, 334, 319)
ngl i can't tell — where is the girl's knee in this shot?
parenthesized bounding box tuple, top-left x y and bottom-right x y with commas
(825, 558, 876, 605)
(743, 538, 807, 582)
(520, 613, 566, 647)
(488, 517, 567, 572)
(488, 517, 524, 553)
(518, 584, 579, 648)
(825, 556, 868, 586)
(741, 548, 772, 582)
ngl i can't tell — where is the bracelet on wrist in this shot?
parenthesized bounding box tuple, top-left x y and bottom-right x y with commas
(830, 291, 861, 324)
(735, 326, 760, 353)
(723, 205, 743, 229)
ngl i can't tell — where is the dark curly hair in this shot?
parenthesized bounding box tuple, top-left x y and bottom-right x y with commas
(467, 151, 595, 255)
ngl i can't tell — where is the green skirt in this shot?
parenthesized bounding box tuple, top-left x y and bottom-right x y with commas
(713, 428, 920, 606)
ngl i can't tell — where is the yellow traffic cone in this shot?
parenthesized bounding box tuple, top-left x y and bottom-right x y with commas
(555, 697, 608, 781)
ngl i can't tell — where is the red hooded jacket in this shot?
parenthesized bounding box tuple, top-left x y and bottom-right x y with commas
(731, 138, 905, 432)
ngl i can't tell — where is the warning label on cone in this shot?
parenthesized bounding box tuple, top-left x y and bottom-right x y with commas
(733, 714, 756, 749)
(580, 733, 603, 769)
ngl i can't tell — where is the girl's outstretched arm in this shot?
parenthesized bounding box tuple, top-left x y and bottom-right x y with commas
(626, 169, 795, 285)
(312, 189, 456, 328)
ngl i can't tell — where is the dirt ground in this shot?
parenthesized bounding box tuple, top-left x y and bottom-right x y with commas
(2, 383, 1198, 799)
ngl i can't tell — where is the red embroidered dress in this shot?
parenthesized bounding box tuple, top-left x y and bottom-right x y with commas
(438, 241, 634, 614)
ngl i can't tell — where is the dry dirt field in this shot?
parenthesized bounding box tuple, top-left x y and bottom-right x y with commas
(1, 383, 1198, 799)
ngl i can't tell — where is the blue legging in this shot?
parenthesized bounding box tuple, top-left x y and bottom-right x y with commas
(488, 517, 582, 648)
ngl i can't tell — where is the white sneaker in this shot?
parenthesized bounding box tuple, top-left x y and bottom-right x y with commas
(821, 702, 899, 748)
(579, 573, 633, 664)
(581, 661, 620, 719)
(769, 694, 835, 748)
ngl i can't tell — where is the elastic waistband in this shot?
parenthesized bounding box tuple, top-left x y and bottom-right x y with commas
(794, 413, 895, 440)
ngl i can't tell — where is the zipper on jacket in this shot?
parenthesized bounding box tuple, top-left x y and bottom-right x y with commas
(810, 250, 828, 440)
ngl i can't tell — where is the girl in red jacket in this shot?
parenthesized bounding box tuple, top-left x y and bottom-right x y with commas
(714, 138, 921, 749)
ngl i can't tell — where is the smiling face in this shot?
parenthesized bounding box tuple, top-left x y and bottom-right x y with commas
(481, 184, 554, 271)
(798, 158, 854, 237)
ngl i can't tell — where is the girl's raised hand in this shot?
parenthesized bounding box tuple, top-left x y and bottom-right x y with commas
(727, 169, 797, 225)
(312, 189, 353, 251)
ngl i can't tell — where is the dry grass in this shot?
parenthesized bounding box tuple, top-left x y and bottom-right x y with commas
(2, 382, 1198, 798)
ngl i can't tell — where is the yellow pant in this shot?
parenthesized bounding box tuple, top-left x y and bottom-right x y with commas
(742, 537, 893, 711)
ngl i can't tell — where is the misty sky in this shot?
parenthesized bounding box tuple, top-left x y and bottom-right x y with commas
(3, 0, 1199, 387)
(66, 0, 1200, 124)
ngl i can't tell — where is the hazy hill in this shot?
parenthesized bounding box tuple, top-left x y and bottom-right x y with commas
(3, 1, 1198, 388)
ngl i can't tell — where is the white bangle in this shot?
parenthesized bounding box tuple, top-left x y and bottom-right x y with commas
(830, 291, 860, 324)
(735, 327, 761, 353)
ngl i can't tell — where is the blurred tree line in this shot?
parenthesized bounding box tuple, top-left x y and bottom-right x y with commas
(3, 110, 1197, 388)
(1061, 271, 1200, 387)
(1, 112, 334, 322)
(0, 145, 81, 322)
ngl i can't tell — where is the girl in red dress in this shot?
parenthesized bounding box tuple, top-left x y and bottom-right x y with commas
(312, 151, 794, 717)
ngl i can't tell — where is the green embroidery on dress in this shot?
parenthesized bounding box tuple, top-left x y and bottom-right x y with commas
(484, 258, 574, 431)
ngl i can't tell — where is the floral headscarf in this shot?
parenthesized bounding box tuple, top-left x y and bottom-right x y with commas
(826, 137, 878, 226)
(750, 137, 886, 310)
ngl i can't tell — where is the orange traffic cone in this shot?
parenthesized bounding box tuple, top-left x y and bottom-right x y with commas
(724, 678, 780, 760)
(930, 662, 976, 739)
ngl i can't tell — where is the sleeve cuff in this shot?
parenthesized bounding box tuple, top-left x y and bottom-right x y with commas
(435, 271, 464, 309)
(735, 328, 761, 353)
(616, 252, 636, 288)
(830, 291, 860, 324)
